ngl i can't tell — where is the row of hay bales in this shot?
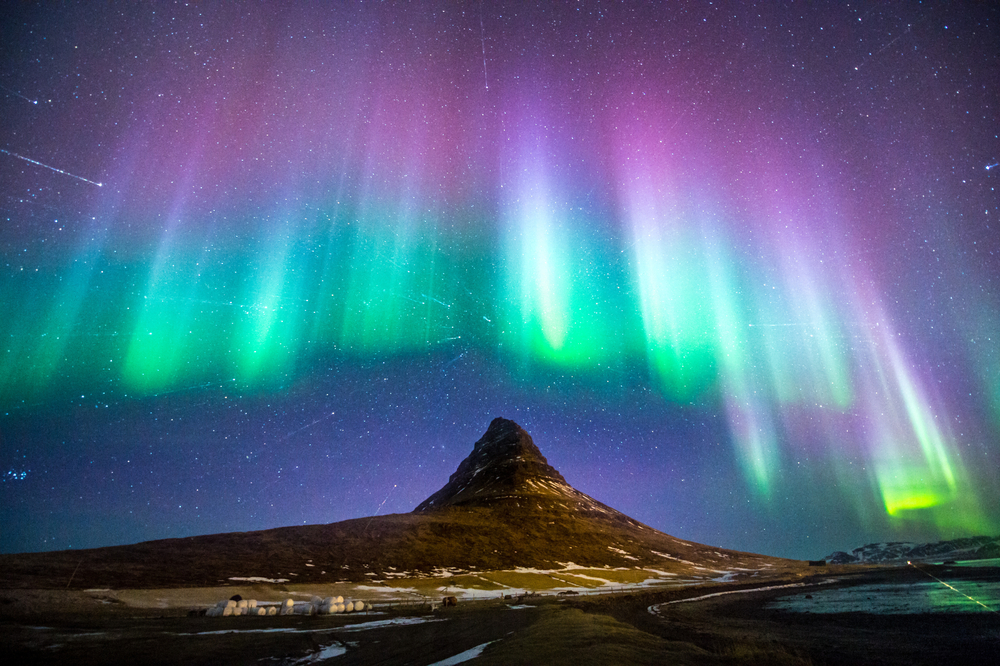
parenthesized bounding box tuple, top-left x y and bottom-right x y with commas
(205, 596, 372, 617)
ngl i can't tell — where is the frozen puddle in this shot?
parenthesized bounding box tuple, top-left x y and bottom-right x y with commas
(767, 580, 1000, 614)
(288, 642, 348, 664)
(175, 627, 311, 636)
(428, 641, 497, 665)
(336, 616, 446, 632)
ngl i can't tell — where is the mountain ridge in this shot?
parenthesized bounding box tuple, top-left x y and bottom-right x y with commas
(825, 534, 1000, 564)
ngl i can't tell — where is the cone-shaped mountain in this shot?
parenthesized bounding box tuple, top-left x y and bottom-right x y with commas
(415, 417, 626, 519)
(0, 418, 788, 589)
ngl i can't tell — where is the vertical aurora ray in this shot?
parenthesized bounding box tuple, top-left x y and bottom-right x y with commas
(704, 228, 780, 495)
(851, 291, 993, 533)
(121, 187, 231, 393)
(123, 233, 206, 392)
(506, 173, 571, 356)
(337, 204, 450, 353)
(232, 221, 302, 381)
(737, 160, 858, 414)
(762, 244, 854, 411)
(624, 189, 717, 399)
(611, 101, 718, 398)
(500, 134, 630, 371)
(21, 228, 110, 396)
(123, 139, 234, 393)
(870, 342, 959, 518)
(306, 205, 351, 349)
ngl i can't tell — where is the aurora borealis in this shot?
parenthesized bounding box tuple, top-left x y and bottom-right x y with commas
(2, 2, 998, 560)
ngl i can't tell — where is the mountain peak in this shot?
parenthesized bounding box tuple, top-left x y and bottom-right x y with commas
(413, 418, 622, 520)
(470, 417, 565, 481)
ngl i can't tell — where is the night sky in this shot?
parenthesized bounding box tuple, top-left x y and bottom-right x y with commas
(2, 2, 998, 561)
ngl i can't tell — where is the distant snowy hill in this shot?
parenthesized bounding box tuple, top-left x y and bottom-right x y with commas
(825, 535, 1000, 564)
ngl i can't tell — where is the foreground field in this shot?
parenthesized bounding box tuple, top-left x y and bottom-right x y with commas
(2, 563, 997, 665)
(0, 560, 777, 618)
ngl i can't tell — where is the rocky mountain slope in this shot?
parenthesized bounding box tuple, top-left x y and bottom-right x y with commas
(1, 417, 788, 589)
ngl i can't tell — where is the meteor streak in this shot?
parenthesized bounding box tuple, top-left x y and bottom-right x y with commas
(0, 84, 38, 105)
(1, 148, 103, 187)
(362, 484, 397, 535)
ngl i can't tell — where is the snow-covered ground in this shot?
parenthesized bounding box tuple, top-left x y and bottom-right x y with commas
(67, 562, 769, 615)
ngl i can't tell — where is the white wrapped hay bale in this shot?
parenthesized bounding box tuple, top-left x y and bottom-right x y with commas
(237, 599, 248, 609)
(267, 606, 277, 616)
(280, 599, 295, 616)
(222, 606, 234, 617)
(344, 601, 355, 612)
(320, 597, 341, 614)
(247, 599, 257, 609)
(335, 595, 344, 604)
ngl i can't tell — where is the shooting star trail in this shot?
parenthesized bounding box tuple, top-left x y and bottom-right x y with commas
(0, 84, 38, 105)
(479, 0, 489, 90)
(1, 148, 103, 187)
(420, 293, 452, 308)
(442, 351, 467, 370)
(363, 484, 397, 535)
(283, 412, 336, 440)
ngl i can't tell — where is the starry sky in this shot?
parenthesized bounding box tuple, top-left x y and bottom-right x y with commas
(2, 1, 998, 561)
